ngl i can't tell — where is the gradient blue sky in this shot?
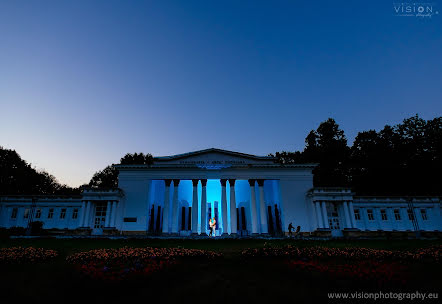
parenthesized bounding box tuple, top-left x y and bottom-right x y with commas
(1, 1, 441, 187)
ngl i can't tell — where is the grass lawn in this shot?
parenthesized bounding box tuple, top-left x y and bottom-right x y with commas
(1, 238, 441, 303)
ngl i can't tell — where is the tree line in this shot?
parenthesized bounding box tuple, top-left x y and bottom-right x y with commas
(1, 114, 440, 196)
(271, 114, 441, 196)
(0, 150, 152, 195)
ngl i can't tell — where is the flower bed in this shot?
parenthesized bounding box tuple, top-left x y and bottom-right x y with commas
(241, 245, 442, 285)
(241, 245, 441, 262)
(66, 247, 222, 280)
(0, 247, 58, 263)
(74, 259, 175, 280)
(286, 260, 408, 285)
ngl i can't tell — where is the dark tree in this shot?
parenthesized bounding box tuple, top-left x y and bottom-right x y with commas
(120, 152, 153, 165)
(88, 165, 119, 188)
(0, 147, 80, 195)
(274, 115, 441, 195)
(302, 118, 351, 186)
(88, 152, 154, 188)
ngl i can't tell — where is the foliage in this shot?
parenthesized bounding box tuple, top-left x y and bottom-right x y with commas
(66, 246, 222, 264)
(30, 221, 44, 235)
(241, 245, 441, 263)
(0, 247, 58, 263)
(66, 246, 222, 280)
(74, 259, 174, 280)
(88, 153, 154, 188)
(120, 152, 154, 165)
(286, 260, 407, 285)
(88, 165, 119, 188)
(5, 226, 26, 236)
(0, 147, 81, 195)
(273, 114, 442, 195)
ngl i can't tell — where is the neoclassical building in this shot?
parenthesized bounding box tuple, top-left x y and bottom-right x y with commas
(0, 148, 441, 236)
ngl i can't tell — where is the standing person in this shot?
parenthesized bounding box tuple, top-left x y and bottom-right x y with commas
(208, 218, 213, 237)
(288, 222, 294, 237)
(212, 217, 216, 238)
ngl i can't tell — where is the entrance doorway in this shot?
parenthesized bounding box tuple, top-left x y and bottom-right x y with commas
(327, 204, 343, 237)
(93, 203, 107, 235)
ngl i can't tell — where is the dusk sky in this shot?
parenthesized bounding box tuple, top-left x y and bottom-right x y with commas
(1, 1, 441, 187)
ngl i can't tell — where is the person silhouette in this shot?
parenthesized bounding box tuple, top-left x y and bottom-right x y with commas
(211, 217, 216, 237)
(288, 222, 295, 237)
(208, 218, 213, 237)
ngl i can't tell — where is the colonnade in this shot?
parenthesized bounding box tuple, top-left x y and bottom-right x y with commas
(160, 179, 269, 235)
(314, 200, 356, 229)
(79, 200, 119, 228)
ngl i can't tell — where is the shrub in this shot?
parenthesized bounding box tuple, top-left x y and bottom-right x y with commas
(66, 247, 222, 280)
(0, 247, 58, 263)
(30, 221, 44, 235)
(241, 245, 441, 263)
(7, 226, 26, 236)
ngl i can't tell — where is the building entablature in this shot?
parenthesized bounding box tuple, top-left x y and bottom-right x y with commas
(308, 187, 354, 202)
(353, 196, 440, 208)
(81, 188, 123, 202)
(0, 196, 82, 205)
(354, 196, 440, 203)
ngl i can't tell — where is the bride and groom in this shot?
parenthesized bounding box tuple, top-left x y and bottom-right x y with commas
(208, 217, 216, 237)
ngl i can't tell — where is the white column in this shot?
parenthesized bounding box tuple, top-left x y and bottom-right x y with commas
(191, 179, 199, 234)
(105, 201, 111, 227)
(348, 201, 357, 228)
(434, 203, 441, 231)
(84, 201, 91, 228)
(375, 208, 383, 230)
(360, 207, 368, 230)
(162, 180, 172, 234)
(171, 179, 180, 233)
(400, 208, 409, 230)
(257, 180, 268, 234)
(343, 201, 351, 228)
(229, 179, 237, 234)
(321, 201, 329, 228)
(387, 208, 396, 230)
(249, 179, 258, 234)
(79, 201, 86, 227)
(315, 201, 324, 228)
(110, 201, 117, 227)
(211, 202, 215, 219)
(201, 179, 207, 235)
(221, 179, 227, 235)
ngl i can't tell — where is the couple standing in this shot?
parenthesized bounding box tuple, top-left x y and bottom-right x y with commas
(208, 217, 216, 237)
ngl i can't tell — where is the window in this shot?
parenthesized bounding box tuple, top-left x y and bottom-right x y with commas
(11, 208, 18, 219)
(421, 209, 428, 220)
(24, 208, 30, 219)
(394, 209, 401, 220)
(60, 208, 66, 219)
(380, 209, 387, 221)
(354, 209, 361, 220)
(35, 209, 42, 219)
(72, 208, 78, 219)
(407, 209, 414, 221)
(367, 209, 374, 221)
(48, 208, 54, 219)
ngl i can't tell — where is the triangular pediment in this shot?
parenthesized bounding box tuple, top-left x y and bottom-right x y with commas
(154, 148, 276, 166)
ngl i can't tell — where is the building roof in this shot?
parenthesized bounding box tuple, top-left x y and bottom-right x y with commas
(153, 148, 276, 161)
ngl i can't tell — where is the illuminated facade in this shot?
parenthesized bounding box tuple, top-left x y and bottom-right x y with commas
(0, 148, 441, 236)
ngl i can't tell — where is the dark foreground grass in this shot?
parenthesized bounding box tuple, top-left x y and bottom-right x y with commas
(1, 238, 441, 303)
